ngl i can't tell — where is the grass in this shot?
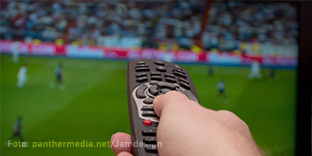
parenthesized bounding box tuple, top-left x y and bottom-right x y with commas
(1, 55, 296, 156)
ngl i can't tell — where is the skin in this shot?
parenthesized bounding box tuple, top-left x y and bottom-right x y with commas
(111, 91, 264, 156)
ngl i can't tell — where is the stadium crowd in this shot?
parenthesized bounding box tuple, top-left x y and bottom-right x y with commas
(0, 0, 298, 55)
(201, 1, 298, 54)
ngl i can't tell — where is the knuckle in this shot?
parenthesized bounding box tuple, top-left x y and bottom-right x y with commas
(239, 119, 250, 130)
(217, 110, 235, 116)
(217, 110, 250, 130)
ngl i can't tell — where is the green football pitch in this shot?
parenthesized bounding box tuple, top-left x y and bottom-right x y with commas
(1, 55, 296, 156)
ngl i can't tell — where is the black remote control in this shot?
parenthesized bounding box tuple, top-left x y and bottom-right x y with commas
(127, 59, 200, 156)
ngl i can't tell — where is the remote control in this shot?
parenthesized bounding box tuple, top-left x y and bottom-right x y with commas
(127, 59, 200, 156)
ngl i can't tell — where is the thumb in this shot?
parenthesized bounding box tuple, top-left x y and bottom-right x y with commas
(153, 91, 190, 117)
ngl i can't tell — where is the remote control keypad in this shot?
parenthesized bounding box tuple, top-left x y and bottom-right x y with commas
(132, 62, 198, 123)
(129, 60, 199, 156)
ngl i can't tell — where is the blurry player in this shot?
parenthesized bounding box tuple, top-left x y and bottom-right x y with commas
(12, 41, 20, 63)
(50, 63, 65, 90)
(216, 79, 229, 104)
(9, 116, 24, 141)
(207, 65, 214, 76)
(248, 60, 262, 79)
(267, 67, 279, 80)
(268, 67, 275, 78)
(17, 64, 28, 89)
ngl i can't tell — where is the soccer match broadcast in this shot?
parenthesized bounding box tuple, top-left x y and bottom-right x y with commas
(1, 1, 299, 156)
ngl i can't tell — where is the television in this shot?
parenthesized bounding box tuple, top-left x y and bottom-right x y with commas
(0, 1, 310, 156)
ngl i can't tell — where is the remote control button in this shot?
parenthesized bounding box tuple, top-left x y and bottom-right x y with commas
(178, 77, 189, 84)
(150, 72, 161, 76)
(164, 73, 175, 78)
(174, 64, 182, 70)
(161, 88, 171, 94)
(135, 66, 149, 72)
(179, 81, 190, 89)
(143, 98, 154, 104)
(136, 64, 146, 67)
(135, 65, 149, 69)
(154, 60, 165, 66)
(137, 76, 148, 82)
(141, 105, 154, 111)
(149, 85, 158, 96)
(142, 111, 157, 117)
(144, 137, 157, 144)
(142, 129, 157, 136)
(137, 61, 145, 65)
(143, 119, 152, 126)
(136, 67, 150, 72)
(157, 82, 177, 90)
(173, 70, 185, 74)
(149, 81, 159, 85)
(151, 76, 162, 81)
(165, 77, 176, 83)
(156, 66, 166, 72)
(173, 70, 186, 78)
(136, 72, 147, 77)
(175, 68, 183, 72)
(136, 85, 147, 98)
(172, 83, 179, 87)
(145, 144, 158, 152)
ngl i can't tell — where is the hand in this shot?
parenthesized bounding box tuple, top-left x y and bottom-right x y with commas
(111, 91, 264, 156)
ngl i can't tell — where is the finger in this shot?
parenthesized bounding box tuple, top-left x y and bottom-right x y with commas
(117, 152, 134, 156)
(111, 132, 132, 155)
(153, 91, 190, 117)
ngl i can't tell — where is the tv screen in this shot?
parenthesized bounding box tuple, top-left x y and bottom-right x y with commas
(0, 1, 298, 156)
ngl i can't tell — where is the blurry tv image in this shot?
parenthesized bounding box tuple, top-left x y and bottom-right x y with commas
(0, 1, 298, 156)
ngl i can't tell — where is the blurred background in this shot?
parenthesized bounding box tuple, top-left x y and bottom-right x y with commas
(1, 1, 298, 156)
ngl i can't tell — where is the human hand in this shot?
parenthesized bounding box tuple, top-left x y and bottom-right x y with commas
(111, 91, 263, 156)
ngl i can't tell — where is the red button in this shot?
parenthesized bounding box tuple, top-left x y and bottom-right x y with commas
(143, 119, 152, 126)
